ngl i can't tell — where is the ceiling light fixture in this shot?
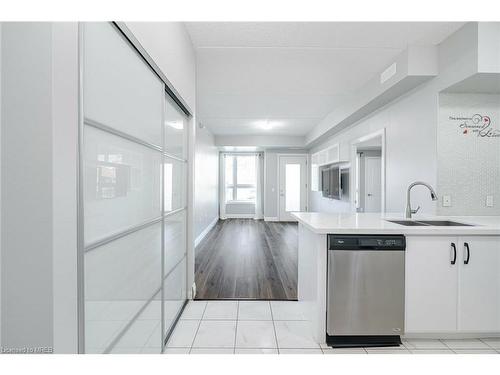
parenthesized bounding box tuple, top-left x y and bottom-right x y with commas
(259, 119, 272, 130)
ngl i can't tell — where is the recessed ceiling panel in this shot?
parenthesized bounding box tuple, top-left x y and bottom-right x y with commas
(186, 22, 465, 49)
(187, 22, 466, 137)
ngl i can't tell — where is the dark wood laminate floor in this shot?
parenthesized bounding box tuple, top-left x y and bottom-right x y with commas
(195, 219, 298, 300)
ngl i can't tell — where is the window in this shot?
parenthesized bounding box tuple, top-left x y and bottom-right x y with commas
(224, 154, 257, 202)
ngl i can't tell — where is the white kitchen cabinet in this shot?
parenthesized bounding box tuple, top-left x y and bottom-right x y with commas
(325, 144, 340, 164)
(458, 236, 500, 332)
(310, 144, 344, 192)
(312, 143, 342, 167)
(405, 235, 500, 334)
(310, 154, 319, 192)
(405, 236, 458, 333)
(316, 150, 326, 166)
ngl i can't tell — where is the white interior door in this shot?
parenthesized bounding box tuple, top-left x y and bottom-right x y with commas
(363, 156, 381, 212)
(278, 156, 307, 221)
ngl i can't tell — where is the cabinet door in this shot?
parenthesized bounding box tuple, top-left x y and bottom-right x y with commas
(326, 144, 339, 164)
(310, 154, 319, 192)
(405, 236, 458, 332)
(458, 236, 500, 332)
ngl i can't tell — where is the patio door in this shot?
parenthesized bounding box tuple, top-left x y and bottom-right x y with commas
(278, 155, 307, 221)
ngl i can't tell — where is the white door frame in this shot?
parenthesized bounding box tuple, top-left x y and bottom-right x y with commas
(277, 154, 308, 221)
(350, 128, 386, 213)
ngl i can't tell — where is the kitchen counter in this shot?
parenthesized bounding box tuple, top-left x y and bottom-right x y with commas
(292, 212, 500, 235)
(293, 212, 500, 345)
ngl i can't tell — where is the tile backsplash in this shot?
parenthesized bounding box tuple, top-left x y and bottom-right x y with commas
(437, 93, 500, 216)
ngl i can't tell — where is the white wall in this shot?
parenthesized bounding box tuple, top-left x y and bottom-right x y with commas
(310, 191, 352, 215)
(51, 23, 79, 353)
(264, 153, 278, 219)
(194, 126, 219, 242)
(1, 22, 54, 349)
(309, 23, 487, 215)
(1, 21, 80, 354)
(216, 134, 305, 148)
(478, 22, 500, 73)
(0, 22, 2, 348)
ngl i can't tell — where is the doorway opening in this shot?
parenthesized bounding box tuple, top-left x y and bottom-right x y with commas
(278, 155, 308, 222)
(351, 130, 385, 213)
(194, 152, 302, 301)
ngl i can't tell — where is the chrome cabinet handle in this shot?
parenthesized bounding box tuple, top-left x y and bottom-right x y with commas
(450, 243, 457, 265)
(464, 242, 470, 265)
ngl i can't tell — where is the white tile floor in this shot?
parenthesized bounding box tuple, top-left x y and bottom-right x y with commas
(164, 300, 500, 354)
(85, 299, 183, 353)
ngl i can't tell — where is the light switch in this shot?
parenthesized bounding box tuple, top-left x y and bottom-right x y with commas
(486, 195, 494, 207)
(442, 195, 451, 207)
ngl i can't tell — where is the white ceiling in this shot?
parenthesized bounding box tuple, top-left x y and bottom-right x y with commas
(186, 22, 465, 137)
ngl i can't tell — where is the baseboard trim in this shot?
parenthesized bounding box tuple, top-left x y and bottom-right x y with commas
(264, 217, 279, 222)
(194, 216, 219, 247)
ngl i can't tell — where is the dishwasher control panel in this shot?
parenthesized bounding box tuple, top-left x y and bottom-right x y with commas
(329, 235, 406, 251)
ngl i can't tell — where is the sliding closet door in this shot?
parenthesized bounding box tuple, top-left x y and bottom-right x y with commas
(162, 95, 188, 338)
(81, 22, 188, 354)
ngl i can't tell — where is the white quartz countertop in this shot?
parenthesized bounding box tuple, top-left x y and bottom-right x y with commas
(291, 212, 500, 235)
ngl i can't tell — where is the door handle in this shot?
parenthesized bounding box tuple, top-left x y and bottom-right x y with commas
(450, 242, 457, 265)
(464, 242, 470, 265)
(367, 193, 373, 197)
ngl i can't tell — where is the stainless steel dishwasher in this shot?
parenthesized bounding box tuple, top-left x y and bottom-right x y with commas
(326, 234, 405, 347)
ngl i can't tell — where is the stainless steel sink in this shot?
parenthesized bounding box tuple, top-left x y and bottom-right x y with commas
(416, 220, 474, 227)
(387, 220, 429, 226)
(387, 220, 474, 227)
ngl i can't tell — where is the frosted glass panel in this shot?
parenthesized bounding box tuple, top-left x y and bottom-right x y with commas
(84, 22, 164, 146)
(84, 223, 161, 353)
(164, 94, 187, 159)
(163, 257, 187, 337)
(164, 157, 186, 213)
(285, 164, 301, 212)
(82, 22, 188, 354)
(84, 126, 161, 244)
(164, 210, 186, 275)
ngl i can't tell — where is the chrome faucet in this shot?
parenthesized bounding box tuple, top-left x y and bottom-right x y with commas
(405, 181, 438, 219)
